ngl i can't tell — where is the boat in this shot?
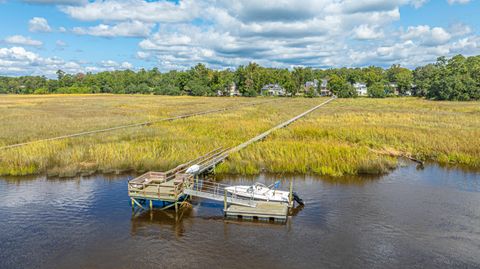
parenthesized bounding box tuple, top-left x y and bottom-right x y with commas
(185, 164, 200, 174)
(225, 182, 291, 203)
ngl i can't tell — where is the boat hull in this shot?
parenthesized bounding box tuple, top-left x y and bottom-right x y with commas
(225, 185, 290, 203)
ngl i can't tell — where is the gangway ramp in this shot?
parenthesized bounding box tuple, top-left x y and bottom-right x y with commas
(184, 180, 257, 208)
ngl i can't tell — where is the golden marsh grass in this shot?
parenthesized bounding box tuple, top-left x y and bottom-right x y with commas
(0, 95, 478, 177)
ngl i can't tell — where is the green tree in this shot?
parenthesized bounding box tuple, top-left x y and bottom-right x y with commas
(386, 64, 413, 95)
(368, 83, 386, 98)
(329, 75, 357, 98)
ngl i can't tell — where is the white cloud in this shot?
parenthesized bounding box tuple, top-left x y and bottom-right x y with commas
(410, 0, 429, 8)
(401, 25, 451, 46)
(72, 20, 154, 37)
(22, 0, 87, 5)
(28, 17, 52, 32)
(353, 25, 384, 40)
(99, 60, 133, 70)
(4, 35, 43, 46)
(447, 0, 470, 4)
(61, 0, 200, 23)
(0, 46, 135, 77)
(0, 47, 67, 76)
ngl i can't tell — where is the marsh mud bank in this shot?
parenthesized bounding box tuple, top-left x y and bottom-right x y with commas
(0, 161, 479, 268)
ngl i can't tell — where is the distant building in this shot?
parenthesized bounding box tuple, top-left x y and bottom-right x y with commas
(217, 82, 240, 97)
(319, 79, 331, 96)
(305, 79, 319, 89)
(388, 82, 415, 96)
(230, 82, 241, 96)
(389, 83, 399, 95)
(304, 79, 319, 96)
(353, 82, 368, 96)
(261, 83, 286, 96)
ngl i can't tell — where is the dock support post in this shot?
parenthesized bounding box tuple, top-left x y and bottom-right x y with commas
(224, 191, 227, 213)
(149, 200, 153, 210)
(175, 202, 178, 212)
(195, 175, 199, 191)
(289, 180, 293, 207)
(131, 198, 134, 210)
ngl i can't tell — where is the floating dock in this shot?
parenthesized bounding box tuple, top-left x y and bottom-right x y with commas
(224, 201, 289, 222)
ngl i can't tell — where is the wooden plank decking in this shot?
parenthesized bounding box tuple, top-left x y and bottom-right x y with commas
(224, 201, 289, 221)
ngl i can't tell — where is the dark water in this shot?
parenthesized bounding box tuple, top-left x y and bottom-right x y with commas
(1, 162, 479, 269)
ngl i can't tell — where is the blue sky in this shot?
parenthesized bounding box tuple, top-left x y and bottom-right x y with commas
(0, 0, 479, 77)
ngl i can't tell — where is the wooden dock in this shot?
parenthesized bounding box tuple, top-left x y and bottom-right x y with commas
(127, 98, 336, 222)
(224, 201, 289, 222)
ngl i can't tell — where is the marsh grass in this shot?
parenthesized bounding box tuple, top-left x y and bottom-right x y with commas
(0, 95, 479, 177)
(218, 97, 479, 176)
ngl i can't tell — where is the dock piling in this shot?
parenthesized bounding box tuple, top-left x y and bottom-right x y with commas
(289, 181, 293, 207)
(224, 192, 227, 212)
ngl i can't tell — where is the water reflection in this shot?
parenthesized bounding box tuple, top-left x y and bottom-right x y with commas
(131, 208, 194, 238)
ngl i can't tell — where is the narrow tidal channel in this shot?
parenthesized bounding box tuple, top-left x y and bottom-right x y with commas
(1, 162, 479, 269)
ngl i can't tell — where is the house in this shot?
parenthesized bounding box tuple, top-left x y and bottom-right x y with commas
(217, 82, 240, 96)
(389, 83, 399, 95)
(304, 79, 319, 96)
(218, 82, 241, 96)
(319, 79, 331, 96)
(261, 83, 286, 96)
(353, 82, 368, 96)
(304, 79, 332, 96)
(388, 82, 415, 96)
(229, 82, 241, 96)
(305, 79, 319, 89)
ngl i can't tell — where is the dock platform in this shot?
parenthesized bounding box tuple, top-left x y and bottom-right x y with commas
(224, 201, 289, 222)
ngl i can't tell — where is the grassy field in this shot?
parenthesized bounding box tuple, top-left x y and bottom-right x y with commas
(0, 95, 479, 177)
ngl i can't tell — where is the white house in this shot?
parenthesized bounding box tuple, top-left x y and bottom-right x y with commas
(261, 83, 286, 96)
(217, 82, 240, 96)
(305, 79, 319, 89)
(229, 83, 241, 96)
(319, 79, 331, 96)
(304, 79, 319, 96)
(353, 82, 368, 96)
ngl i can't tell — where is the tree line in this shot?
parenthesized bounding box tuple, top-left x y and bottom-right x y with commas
(0, 54, 479, 101)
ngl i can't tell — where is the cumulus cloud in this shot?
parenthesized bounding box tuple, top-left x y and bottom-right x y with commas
(72, 20, 154, 37)
(401, 25, 451, 46)
(0, 47, 74, 76)
(100, 60, 133, 69)
(0, 46, 135, 77)
(28, 17, 52, 32)
(4, 35, 43, 46)
(353, 25, 384, 40)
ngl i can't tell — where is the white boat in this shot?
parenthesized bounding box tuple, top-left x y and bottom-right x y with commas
(225, 182, 290, 203)
(185, 164, 200, 174)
